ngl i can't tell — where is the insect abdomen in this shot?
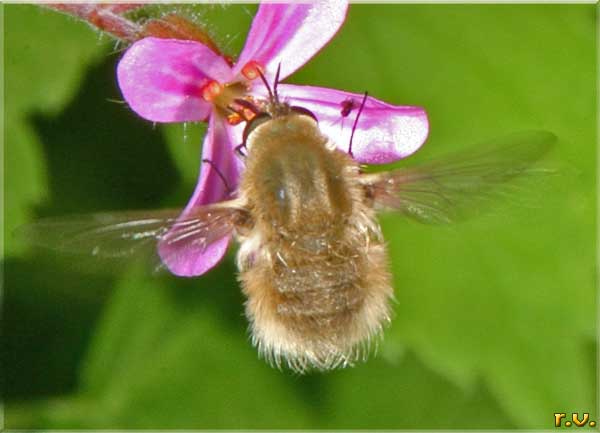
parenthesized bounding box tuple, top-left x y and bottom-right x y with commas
(239, 236, 393, 373)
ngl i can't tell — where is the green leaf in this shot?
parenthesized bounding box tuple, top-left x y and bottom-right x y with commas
(294, 3, 596, 428)
(4, 4, 596, 430)
(46, 264, 314, 429)
(4, 5, 109, 256)
(161, 122, 207, 186)
(321, 352, 515, 429)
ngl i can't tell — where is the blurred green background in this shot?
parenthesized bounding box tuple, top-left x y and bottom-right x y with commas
(3, 3, 596, 429)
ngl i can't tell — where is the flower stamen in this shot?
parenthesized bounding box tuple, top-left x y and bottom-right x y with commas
(225, 97, 261, 125)
(241, 60, 264, 80)
(226, 112, 244, 125)
(200, 80, 224, 102)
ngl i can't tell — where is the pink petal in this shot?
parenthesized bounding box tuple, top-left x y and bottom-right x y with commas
(277, 84, 429, 164)
(117, 37, 233, 122)
(234, 1, 348, 81)
(158, 116, 244, 277)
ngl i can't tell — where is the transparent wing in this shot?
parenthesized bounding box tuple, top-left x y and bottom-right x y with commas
(16, 201, 249, 261)
(363, 131, 557, 224)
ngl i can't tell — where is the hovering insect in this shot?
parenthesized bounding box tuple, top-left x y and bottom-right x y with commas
(20, 74, 555, 373)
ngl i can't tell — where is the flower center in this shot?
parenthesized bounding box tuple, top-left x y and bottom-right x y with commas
(200, 61, 267, 125)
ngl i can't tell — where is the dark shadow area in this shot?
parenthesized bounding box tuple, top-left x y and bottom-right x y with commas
(4, 53, 184, 401)
(289, 372, 328, 420)
(2, 254, 112, 401)
(30, 53, 180, 215)
(163, 253, 247, 330)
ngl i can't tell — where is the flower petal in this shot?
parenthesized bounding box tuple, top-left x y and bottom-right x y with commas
(277, 84, 429, 164)
(158, 116, 244, 276)
(235, 1, 348, 81)
(117, 37, 233, 122)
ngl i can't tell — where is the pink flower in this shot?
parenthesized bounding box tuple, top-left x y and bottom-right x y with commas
(117, 1, 429, 277)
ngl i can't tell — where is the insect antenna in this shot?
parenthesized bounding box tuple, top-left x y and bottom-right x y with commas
(348, 91, 368, 158)
(255, 68, 274, 101)
(202, 159, 233, 194)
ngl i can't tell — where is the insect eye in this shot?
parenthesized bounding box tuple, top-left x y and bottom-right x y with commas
(243, 112, 273, 144)
(290, 106, 318, 123)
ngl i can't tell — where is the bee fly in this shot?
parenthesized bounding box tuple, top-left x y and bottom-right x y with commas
(19, 71, 555, 373)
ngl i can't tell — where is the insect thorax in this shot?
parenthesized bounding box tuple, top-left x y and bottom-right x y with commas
(241, 114, 358, 237)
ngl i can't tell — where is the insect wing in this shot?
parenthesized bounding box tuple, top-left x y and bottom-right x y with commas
(364, 130, 557, 224)
(16, 203, 247, 264)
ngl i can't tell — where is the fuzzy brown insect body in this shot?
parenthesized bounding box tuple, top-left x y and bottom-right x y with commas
(236, 114, 393, 371)
(19, 97, 555, 374)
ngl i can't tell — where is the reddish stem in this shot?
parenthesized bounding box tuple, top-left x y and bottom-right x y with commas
(142, 14, 223, 55)
(45, 4, 229, 62)
(46, 4, 144, 41)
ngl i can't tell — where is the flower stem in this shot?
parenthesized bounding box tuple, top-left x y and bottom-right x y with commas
(45, 4, 143, 41)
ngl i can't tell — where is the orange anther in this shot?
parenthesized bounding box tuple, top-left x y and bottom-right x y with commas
(200, 80, 223, 102)
(241, 60, 264, 80)
(227, 112, 243, 125)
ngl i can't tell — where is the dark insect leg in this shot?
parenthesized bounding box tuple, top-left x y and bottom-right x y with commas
(348, 91, 368, 158)
(202, 158, 233, 193)
(234, 143, 247, 159)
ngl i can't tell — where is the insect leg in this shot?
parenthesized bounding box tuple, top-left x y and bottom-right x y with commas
(202, 158, 233, 194)
(348, 91, 368, 158)
(234, 143, 247, 159)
